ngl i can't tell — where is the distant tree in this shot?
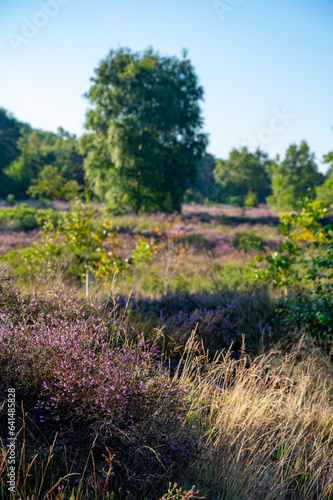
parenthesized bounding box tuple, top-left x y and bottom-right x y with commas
(184, 153, 221, 203)
(213, 147, 272, 204)
(79, 47, 208, 213)
(267, 141, 324, 208)
(316, 151, 333, 205)
(0, 108, 28, 198)
(3, 127, 85, 199)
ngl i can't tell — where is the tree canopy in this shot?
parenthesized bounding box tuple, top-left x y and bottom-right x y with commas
(184, 154, 220, 203)
(316, 151, 333, 205)
(213, 147, 273, 205)
(0, 119, 85, 200)
(267, 141, 324, 208)
(80, 47, 208, 213)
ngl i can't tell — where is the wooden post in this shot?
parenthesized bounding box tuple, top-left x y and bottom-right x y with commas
(86, 268, 90, 298)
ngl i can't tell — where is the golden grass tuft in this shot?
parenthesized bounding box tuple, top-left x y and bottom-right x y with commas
(175, 333, 333, 499)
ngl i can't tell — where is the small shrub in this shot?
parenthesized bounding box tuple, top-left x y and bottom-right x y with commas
(234, 230, 266, 252)
(244, 190, 258, 207)
(6, 194, 15, 206)
(0, 205, 57, 232)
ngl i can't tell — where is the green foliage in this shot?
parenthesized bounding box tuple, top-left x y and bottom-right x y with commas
(244, 190, 258, 207)
(316, 152, 333, 205)
(0, 108, 28, 197)
(251, 198, 333, 348)
(213, 147, 272, 204)
(183, 154, 220, 204)
(1, 125, 85, 200)
(131, 239, 154, 266)
(0, 204, 57, 231)
(6, 194, 15, 206)
(27, 164, 81, 201)
(267, 141, 324, 209)
(316, 173, 333, 205)
(234, 231, 266, 252)
(3, 200, 122, 282)
(80, 47, 208, 213)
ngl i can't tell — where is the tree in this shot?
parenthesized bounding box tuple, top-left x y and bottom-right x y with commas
(3, 127, 85, 199)
(79, 47, 208, 213)
(184, 153, 221, 203)
(0, 108, 28, 198)
(267, 141, 324, 208)
(317, 151, 333, 205)
(213, 147, 272, 204)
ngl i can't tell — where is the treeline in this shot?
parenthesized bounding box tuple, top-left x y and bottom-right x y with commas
(0, 108, 85, 203)
(187, 143, 333, 208)
(0, 106, 332, 209)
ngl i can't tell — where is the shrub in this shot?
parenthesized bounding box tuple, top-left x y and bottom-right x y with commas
(234, 230, 266, 252)
(251, 198, 333, 350)
(6, 194, 15, 206)
(2, 200, 154, 284)
(0, 205, 57, 232)
(0, 278, 202, 499)
(244, 190, 258, 207)
(112, 288, 276, 355)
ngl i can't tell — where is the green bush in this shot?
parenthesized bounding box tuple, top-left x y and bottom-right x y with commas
(6, 194, 15, 206)
(2, 200, 153, 284)
(244, 191, 258, 207)
(234, 231, 266, 252)
(0, 205, 58, 232)
(251, 198, 333, 350)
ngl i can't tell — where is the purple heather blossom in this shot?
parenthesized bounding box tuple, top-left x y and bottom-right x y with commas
(0, 287, 170, 425)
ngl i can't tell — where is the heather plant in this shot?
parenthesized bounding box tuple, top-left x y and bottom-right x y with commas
(0, 279, 203, 498)
(0, 287, 168, 424)
(111, 288, 276, 355)
(0, 230, 40, 255)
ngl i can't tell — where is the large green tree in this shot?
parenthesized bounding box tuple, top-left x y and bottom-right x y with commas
(80, 47, 208, 213)
(213, 147, 273, 204)
(267, 141, 324, 208)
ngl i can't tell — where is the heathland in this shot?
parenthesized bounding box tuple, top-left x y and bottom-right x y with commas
(0, 200, 333, 499)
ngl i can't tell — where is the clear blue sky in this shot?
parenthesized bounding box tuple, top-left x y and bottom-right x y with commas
(1, 0, 332, 171)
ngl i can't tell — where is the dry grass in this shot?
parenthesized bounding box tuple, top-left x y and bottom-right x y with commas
(171, 333, 333, 499)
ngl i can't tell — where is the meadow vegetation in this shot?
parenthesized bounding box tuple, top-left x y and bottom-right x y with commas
(0, 200, 333, 499)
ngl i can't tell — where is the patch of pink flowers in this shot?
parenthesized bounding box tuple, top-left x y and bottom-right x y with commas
(0, 230, 40, 255)
(0, 288, 167, 425)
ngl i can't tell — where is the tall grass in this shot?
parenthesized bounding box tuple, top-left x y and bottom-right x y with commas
(175, 334, 333, 499)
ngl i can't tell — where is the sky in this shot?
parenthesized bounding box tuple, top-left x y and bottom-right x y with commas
(1, 0, 332, 172)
